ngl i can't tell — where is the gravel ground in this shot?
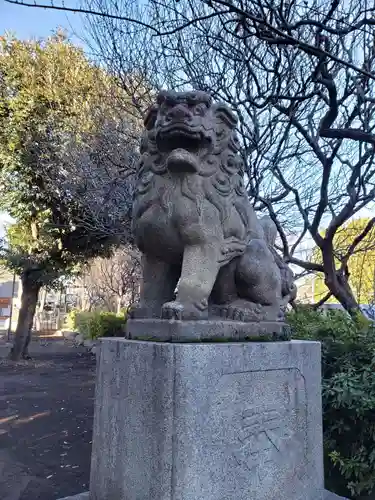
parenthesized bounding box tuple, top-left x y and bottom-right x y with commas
(0, 340, 96, 500)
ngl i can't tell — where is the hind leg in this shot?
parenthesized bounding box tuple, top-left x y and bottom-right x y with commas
(210, 259, 239, 305)
(236, 239, 282, 305)
(210, 241, 284, 322)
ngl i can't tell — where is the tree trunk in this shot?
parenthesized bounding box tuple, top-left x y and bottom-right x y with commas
(116, 295, 123, 315)
(327, 278, 359, 315)
(21, 302, 38, 360)
(322, 243, 360, 315)
(8, 275, 41, 361)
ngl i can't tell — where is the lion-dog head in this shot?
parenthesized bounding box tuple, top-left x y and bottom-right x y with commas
(132, 90, 256, 262)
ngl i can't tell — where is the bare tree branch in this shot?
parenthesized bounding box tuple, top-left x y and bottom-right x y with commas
(5, 0, 375, 80)
(312, 290, 333, 309)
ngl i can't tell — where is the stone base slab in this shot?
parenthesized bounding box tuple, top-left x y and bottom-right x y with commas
(324, 493, 349, 500)
(126, 318, 291, 342)
(58, 493, 89, 500)
(58, 491, 348, 499)
(89, 338, 324, 500)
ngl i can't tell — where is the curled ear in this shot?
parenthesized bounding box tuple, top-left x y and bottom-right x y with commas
(157, 89, 170, 105)
(144, 104, 159, 131)
(212, 103, 238, 130)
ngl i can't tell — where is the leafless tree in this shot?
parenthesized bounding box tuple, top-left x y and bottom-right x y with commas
(6, 0, 375, 313)
(84, 0, 375, 313)
(82, 246, 141, 312)
(38, 89, 140, 243)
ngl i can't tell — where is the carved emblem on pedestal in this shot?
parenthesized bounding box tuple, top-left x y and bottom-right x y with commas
(233, 406, 294, 485)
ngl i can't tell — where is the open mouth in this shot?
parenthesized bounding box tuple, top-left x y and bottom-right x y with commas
(156, 126, 205, 152)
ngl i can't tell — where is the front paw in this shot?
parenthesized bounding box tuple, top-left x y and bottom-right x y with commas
(161, 301, 208, 320)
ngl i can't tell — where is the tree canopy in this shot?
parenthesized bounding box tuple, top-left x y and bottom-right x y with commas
(80, 0, 375, 313)
(0, 32, 137, 359)
(308, 218, 375, 305)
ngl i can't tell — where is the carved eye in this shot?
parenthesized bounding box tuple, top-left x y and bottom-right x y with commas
(193, 103, 207, 116)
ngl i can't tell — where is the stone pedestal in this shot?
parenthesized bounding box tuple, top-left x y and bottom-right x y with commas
(89, 336, 325, 500)
(126, 318, 291, 341)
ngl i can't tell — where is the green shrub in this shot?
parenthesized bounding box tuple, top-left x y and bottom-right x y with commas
(66, 309, 127, 339)
(287, 307, 375, 498)
(65, 309, 78, 332)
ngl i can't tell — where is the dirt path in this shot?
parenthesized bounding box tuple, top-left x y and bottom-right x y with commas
(0, 341, 95, 500)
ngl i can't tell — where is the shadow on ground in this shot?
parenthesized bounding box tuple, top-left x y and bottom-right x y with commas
(0, 340, 96, 500)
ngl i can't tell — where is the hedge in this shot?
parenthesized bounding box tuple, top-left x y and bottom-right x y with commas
(288, 307, 375, 499)
(66, 310, 127, 340)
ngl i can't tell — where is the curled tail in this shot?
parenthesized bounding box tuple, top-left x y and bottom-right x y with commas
(258, 215, 296, 305)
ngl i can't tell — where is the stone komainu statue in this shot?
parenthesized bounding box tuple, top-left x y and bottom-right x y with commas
(130, 90, 296, 322)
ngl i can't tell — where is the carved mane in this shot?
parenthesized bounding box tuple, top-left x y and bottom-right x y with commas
(133, 91, 254, 246)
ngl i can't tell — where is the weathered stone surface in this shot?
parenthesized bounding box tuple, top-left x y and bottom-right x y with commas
(90, 338, 323, 500)
(324, 491, 349, 500)
(59, 486, 346, 498)
(59, 487, 346, 498)
(130, 90, 296, 330)
(58, 493, 89, 500)
(126, 318, 291, 342)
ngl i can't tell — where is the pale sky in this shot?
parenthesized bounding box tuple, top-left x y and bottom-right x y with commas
(0, 0, 84, 41)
